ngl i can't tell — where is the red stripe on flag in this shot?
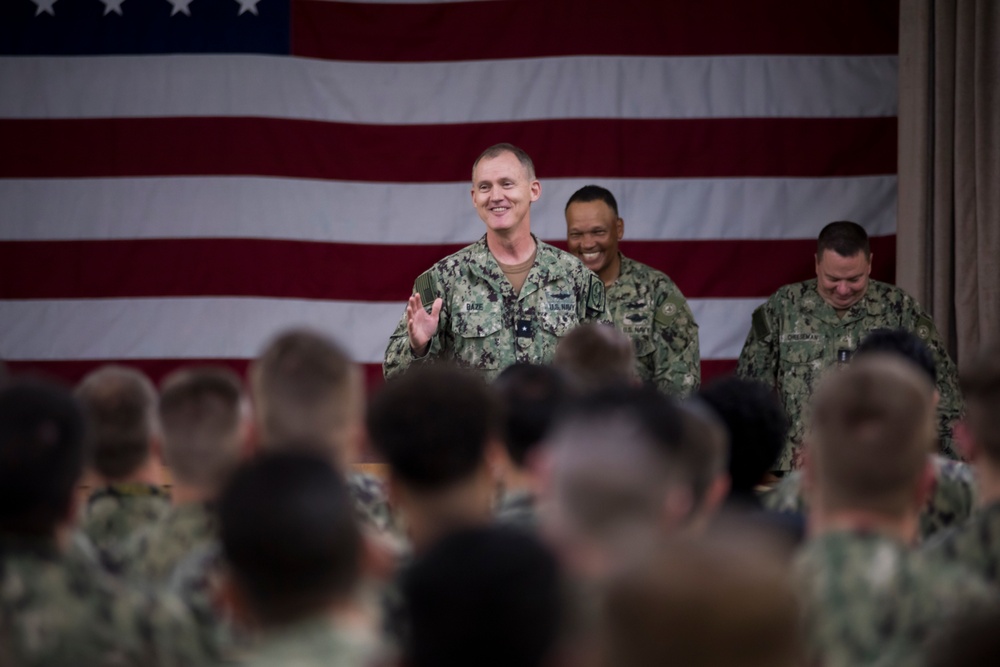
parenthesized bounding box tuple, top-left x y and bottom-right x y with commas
(291, 0, 899, 61)
(0, 236, 897, 302)
(0, 117, 897, 181)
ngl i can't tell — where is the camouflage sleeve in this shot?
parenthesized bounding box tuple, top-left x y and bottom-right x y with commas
(759, 470, 807, 514)
(383, 270, 452, 380)
(736, 300, 779, 388)
(906, 304, 964, 459)
(649, 285, 700, 397)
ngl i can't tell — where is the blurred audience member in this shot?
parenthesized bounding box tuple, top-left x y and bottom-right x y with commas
(219, 451, 382, 667)
(403, 525, 562, 667)
(553, 323, 636, 392)
(796, 355, 994, 667)
(925, 347, 1000, 584)
(75, 365, 169, 570)
(492, 363, 573, 529)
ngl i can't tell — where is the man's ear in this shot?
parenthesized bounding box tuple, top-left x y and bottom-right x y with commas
(615, 217, 624, 241)
(954, 420, 978, 462)
(485, 438, 512, 484)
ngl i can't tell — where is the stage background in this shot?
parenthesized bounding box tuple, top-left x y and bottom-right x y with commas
(0, 0, 900, 425)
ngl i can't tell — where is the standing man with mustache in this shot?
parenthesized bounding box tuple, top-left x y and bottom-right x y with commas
(384, 144, 605, 380)
(564, 185, 700, 396)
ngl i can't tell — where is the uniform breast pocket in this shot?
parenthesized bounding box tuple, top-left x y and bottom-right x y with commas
(779, 342, 826, 391)
(452, 310, 504, 370)
(539, 288, 578, 338)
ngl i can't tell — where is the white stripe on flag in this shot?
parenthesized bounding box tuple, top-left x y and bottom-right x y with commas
(1, 176, 897, 243)
(0, 54, 898, 122)
(0, 297, 763, 364)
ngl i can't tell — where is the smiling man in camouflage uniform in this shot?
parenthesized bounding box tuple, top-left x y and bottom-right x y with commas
(737, 221, 962, 471)
(564, 185, 699, 396)
(384, 144, 605, 380)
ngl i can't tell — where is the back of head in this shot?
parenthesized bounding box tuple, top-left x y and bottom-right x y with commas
(0, 379, 85, 536)
(544, 386, 688, 551)
(959, 346, 1000, 464)
(603, 530, 801, 667)
(75, 365, 157, 481)
(250, 329, 362, 463)
(676, 400, 729, 508)
(367, 363, 501, 493)
(158, 366, 246, 491)
(565, 184, 619, 216)
(403, 525, 562, 667)
(493, 363, 573, 468)
(218, 450, 361, 628)
(855, 328, 937, 385)
(808, 355, 935, 517)
(553, 323, 636, 392)
(817, 220, 870, 259)
(699, 377, 788, 494)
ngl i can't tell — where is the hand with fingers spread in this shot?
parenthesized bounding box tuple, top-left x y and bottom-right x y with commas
(406, 293, 443, 357)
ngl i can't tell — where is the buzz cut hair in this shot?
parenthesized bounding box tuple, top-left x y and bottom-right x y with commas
(250, 329, 362, 461)
(158, 366, 245, 490)
(75, 365, 158, 481)
(565, 184, 619, 217)
(808, 354, 935, 517)
(472, 143, 536, 182)
(817, 221, 871, 259)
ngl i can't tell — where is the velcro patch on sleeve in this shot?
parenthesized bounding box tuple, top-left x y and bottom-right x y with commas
(414, 271, 436, 310)
(751, 306, 771, 340)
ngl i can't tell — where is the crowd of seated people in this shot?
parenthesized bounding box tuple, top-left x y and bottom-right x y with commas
(1, 326, 999, 667)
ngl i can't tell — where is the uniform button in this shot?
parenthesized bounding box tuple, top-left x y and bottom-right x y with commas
(517, 336, 531, 348)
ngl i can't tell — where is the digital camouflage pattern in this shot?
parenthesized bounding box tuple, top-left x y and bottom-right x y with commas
(244, 616, 382, 667)
(0, 534, 209, 667)
(123, 501, 215, 583)
(348, 472, 395, 536)
(761, 455, 976, 542)
(167, 542, 250, 666)
(79, 482, 170, 570)
(924, 501, 1000, 586)
(494, 489, 538, 530)
(605, 255, 699, 397)
(795, 530, 996, 667)
(384, 236, 605, 381)
(736, 279, 963, 471)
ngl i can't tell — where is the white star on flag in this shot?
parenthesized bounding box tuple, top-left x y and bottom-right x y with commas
(101, 0, 126, 15)
(167, 0, 194, 16)
(32, 0, 58, 16)
(235, 0, 261, 16)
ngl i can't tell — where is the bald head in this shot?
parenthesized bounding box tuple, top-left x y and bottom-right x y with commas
(807, 354, 936, 517)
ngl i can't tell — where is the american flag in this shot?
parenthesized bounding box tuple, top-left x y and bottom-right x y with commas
(0, 0, 898, 394)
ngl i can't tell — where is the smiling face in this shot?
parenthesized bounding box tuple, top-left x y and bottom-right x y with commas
(815, 249, 872, 311)
(565, 199, 624, 284)
(471, 151, 541, 236)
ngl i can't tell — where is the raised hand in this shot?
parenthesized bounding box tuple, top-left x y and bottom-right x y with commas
(407, 292, 443, 357)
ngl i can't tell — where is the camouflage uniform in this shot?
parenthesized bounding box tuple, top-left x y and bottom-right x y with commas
(79, 482, 170, 570)
(124, 501, 215, 583)
(494, 489, 538, 530)
(924, 501, 1000, 585)
(0, 534, 208, 667)
(384, 235, 605, 381)
(605, 255, 699, 396)
(795, 530, 996, 667)
(244, 617, 381, 667)
(349, 472, 396, 536)
(736, 279, 963, 470)
(761, 455, 976, 542)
